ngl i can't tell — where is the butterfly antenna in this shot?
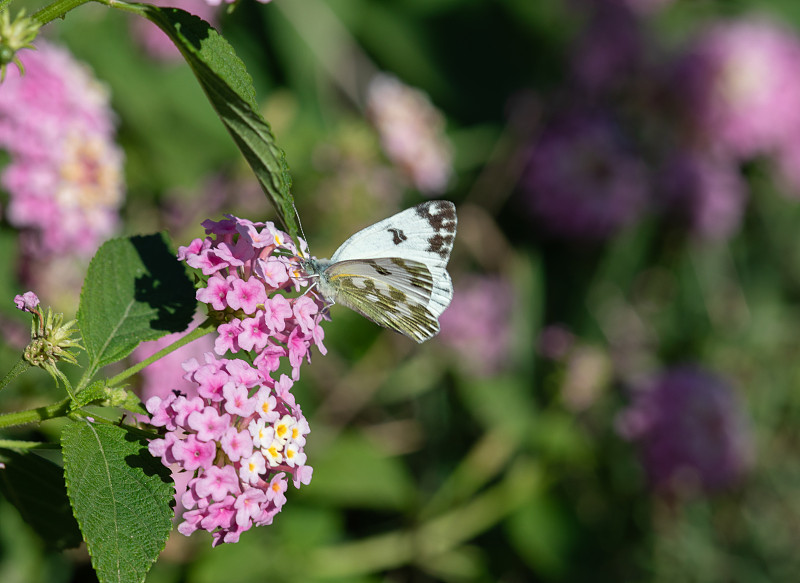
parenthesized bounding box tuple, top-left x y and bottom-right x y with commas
(291, 200, 311, 260)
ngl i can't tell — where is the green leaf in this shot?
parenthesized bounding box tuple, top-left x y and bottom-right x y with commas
(0, 450, 83, 550)
(62, 420, 174, 583)
(77, 233, 195, 377)
(113, 3, 299, 241)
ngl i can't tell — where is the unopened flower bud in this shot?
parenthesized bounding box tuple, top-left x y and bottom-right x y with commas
(0, 9, 40, 80)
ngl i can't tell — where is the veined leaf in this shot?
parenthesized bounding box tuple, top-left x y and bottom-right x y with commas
(62, 420, 174, 583)
(77, 233, 195, 377)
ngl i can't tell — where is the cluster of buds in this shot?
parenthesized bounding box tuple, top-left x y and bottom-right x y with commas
(14, 291, 81, 387)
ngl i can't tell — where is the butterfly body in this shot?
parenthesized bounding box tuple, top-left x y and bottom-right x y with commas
(301, 200, 457, 343)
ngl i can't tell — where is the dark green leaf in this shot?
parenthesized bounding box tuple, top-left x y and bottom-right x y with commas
(62, 420, 174, 583)
(77, 233, 195, 377)
(0, 450, 82, 550)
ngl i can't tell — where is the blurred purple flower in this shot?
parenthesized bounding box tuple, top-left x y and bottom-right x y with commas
(621, 0, 674, 14)
(537, 323, 575, 361)
(521, 112, 649, 240)
(439, 276, 513, 376)
(578, 0, 674, 16)
(570, 0, 645, 94)
(658, 151, 747, 240)
(673, 18, 800, 159)
(0, 41, 124, 258)
(366, 74, 453, 195)
(617, 366, 752, 496)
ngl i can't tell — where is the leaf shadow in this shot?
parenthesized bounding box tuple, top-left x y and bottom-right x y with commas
(122, 432, 175, 494)
(131, 234, 196, 334)
(0, 450, 83, 550)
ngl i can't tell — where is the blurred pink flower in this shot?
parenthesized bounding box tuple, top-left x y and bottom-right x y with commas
(673, 18, 800, 159)
(130, 0, 220, 61)
(205, 0, 271, 5)
(521, 111, 649, 240)
(366, 74, 453, 195)
(0, 41, 124, 258)
(617, 366, 752, 496)
(658, 151, 747, 240)
(133, 317, 216, 404)
(773, 137, 800, 198)
(439, 276, 513, 376)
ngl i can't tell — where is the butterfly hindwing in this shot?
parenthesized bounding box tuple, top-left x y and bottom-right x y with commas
(320, 258, 441, 342)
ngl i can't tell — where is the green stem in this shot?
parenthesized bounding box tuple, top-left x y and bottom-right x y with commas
(32, 0, 91, 24)
(101, 0, 148, 16)
(0, 398, 70, 430)
(105, 317, 215, 388)
(0, 439, 59, 450)
(0, 358, 31, 393)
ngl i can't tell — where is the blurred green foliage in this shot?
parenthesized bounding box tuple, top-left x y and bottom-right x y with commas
(3, 0, 800, 581)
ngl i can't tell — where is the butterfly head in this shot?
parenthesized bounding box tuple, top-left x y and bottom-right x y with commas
(297, 257, 333, 279)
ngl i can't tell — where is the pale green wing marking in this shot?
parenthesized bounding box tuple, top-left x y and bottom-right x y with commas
(323, 258, 440, 342)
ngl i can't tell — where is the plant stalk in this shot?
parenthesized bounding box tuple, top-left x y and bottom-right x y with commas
(0, 398, 71, 430)
(32, 0, 91, 24)
(104, 317, 215, 388)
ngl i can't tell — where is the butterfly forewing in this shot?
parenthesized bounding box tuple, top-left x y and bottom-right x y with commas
(321, 258, 441, 342)
(330, 201, 457, 270)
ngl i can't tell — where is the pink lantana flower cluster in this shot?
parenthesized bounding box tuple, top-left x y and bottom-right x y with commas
(146, 355, 311, 545)
(146, 215, 326, 544)
(178, 215, 327, 378)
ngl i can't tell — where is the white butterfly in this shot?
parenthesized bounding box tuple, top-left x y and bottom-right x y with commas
(300, 201, 457, 343)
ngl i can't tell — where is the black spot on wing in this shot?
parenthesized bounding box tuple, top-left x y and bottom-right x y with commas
(388, 228, 408, 245)
(415, 201, 457, 234)
(414, 201, 457, 259)
(427, 233, 455, 259)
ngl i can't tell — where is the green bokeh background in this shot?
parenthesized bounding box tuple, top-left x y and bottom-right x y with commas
(3, 0, 800, 581)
